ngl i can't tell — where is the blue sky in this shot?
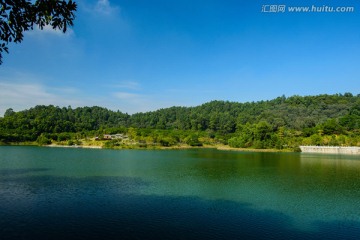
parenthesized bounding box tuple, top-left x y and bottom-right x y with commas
(1, 0, 359, 116)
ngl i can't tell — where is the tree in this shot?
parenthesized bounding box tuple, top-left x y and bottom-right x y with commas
(321, 119, 343, 135)
(4, 108, 15, 117)
(254, 121, 272, 141)
(185, 133, 203, 147)
(0, 0, 77, 64)
(36, 133, 51, 145)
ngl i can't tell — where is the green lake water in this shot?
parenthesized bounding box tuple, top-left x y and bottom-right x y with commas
(0, 146, 360, 239)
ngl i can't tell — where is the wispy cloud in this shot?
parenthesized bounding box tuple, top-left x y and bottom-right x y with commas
(112, 91, 158, 114)
(42, 25, 74, 36)
(111, 90, 185, 114)
(26, 25, 74, 39)
(0, 69, 161, 116)
(94, 0, 119, 16)
(0, 81, 83, 116)
(113, 81, 141, 90)
(0, 80, 195, 116)
(113, 91, 141, 100)
(0, 82, 53, 102)
(79, 0, 129, 34)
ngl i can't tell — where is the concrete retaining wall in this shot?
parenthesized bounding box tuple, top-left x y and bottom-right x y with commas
(300, 146, 360, 155)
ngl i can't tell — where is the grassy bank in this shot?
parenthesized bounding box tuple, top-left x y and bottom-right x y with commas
(1, 139, 295, 152)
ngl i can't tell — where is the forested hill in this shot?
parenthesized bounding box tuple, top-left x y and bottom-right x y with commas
(131, 93, 360, 132)
(1, 93, 360, 147)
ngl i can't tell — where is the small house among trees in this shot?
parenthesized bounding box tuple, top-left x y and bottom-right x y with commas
(103, 134, 128, 140)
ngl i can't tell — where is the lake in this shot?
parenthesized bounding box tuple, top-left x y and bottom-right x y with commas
(1, 146, 360, 239)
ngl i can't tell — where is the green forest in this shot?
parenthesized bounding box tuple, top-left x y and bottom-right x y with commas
(1, 93, 359, 150)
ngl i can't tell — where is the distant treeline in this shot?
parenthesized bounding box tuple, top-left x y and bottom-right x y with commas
(1, 93, 359, 149)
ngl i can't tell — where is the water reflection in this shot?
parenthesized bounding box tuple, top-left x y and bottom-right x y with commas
(301, 153, 360, 168)
(1, 147, 360, 237)
(0, 168, 50, 176)
(1, 173, 360, 240)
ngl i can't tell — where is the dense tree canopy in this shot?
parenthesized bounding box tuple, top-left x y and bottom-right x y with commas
(1, 93, 359, 149)
(130, 93, 359, 132)
(0, 0, 77, 64)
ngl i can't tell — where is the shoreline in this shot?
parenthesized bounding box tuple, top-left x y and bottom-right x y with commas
(45, 144, 102, 149)
(1, 141, 292, 152)
(216, 145, 293, 152)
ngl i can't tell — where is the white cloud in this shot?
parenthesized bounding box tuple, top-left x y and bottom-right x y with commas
(26, 25, 74, 39)
(0, 81, 83, 116)
(111, 91, 183, 114)
(113, 81, 141, 90)
(0, 82, 53, 101)
(0, 81, 191, 116)
(0, 67, 187, 116)
(42, 25, 74, 37)
(79, 0, 129, 34)
(113, 91, 141, 100)
(94, 0, 119, 16)
(112, 91, 155, 113)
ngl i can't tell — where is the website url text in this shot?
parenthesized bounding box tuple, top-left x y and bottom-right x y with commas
(261, 5, 355, 13)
